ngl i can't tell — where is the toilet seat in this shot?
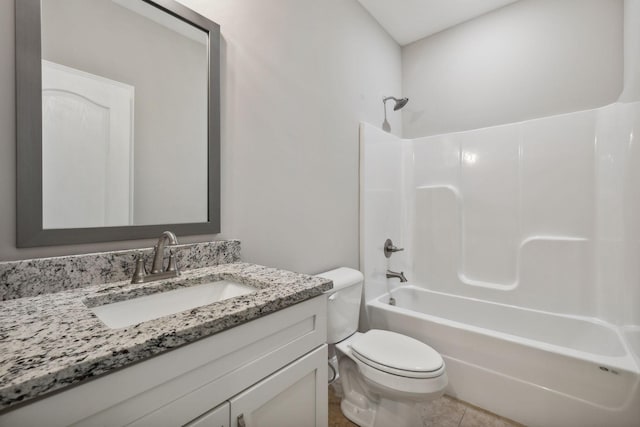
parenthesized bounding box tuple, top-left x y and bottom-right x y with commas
(337, 331, 448, 396)
(350, 330, 444, 379)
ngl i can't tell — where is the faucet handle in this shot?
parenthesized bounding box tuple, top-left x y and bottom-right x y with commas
(384, 238, 404, 258)
(166, 249, 180, 275)
(131, 253, 147, 284)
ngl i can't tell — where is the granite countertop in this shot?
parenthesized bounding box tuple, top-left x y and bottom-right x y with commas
(0, 262, 332, 412)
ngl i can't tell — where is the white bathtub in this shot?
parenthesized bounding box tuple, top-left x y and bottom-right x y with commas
(367, 285, 640, 427)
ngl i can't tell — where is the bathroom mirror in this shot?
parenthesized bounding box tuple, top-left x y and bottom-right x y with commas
(15, 0, 220, 247)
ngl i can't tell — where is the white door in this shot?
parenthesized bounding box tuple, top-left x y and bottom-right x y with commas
(42, 60, 134, 229)
(229, 346, 328, 427)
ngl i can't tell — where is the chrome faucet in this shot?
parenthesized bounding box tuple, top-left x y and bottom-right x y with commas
(386, 269, 407, 283)
(131, 231, 181, 284)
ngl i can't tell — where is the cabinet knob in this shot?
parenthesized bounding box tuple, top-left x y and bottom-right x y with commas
(237, 414, 246, 427)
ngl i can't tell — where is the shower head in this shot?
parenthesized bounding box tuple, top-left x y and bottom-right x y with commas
(383, 96, 409, 111)
(394, 97, 409, 110)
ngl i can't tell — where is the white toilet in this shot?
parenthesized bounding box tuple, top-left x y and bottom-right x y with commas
(318, 267, 448, 427)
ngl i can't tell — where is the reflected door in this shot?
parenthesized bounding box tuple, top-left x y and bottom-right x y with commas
(42, 60, 134, 229)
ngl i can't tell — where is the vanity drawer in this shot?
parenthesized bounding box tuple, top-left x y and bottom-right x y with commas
(184, 402, 229, 427)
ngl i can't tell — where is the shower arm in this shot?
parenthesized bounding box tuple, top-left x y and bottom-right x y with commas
(383, 95, 409, 112)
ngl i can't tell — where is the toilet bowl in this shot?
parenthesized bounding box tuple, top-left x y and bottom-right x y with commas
(336, 331, 447, 427)
(318, 267, 447, 427)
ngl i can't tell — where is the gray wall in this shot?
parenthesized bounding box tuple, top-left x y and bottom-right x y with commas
(402, 0, 624, 138)
(1, 0, 402, 275)
(42, 0, 208, 225)
(620, 0, 640, 102)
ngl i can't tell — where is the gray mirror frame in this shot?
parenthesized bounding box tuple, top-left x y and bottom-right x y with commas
(15, 0, 221, 247)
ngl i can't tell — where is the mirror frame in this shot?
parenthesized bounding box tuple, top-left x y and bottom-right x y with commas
(15, 0, 220, 247)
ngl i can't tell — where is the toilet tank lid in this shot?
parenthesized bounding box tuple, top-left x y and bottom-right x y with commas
(316, 267, 363, 292)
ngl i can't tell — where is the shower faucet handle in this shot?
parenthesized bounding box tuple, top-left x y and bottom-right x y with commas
(384, 238, 404, 258)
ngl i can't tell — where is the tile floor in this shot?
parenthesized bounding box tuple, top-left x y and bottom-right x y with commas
(329, 386, 523, 427)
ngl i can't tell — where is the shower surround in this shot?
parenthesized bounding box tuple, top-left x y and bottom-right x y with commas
(359, 101, 640, 426)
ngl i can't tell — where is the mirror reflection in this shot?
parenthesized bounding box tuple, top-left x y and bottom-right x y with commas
(40, 0, 209, 229)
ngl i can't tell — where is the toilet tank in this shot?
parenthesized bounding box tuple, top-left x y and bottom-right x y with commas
(316, 267, 364, 344)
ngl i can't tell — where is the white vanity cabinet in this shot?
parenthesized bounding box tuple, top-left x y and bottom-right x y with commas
(228, 347, 326, 427)
(176, 345, 326, 427)
(185, 403, 230, 427)
(0, 296, 327, 427)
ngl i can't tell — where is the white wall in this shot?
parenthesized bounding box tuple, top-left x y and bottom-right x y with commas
(0, 0, 402, 274)
(402, 0, 624, 138)
(620, 0, 640, 102)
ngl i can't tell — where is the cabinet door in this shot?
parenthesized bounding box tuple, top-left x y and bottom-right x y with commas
(184, 402, 229, 427)
(229, 345, 327, 427)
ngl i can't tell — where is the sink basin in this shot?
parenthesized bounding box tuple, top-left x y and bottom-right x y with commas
(90, 280, 256, 329)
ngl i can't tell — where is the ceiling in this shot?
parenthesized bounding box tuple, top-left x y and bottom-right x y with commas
(357, 0, 519, 46)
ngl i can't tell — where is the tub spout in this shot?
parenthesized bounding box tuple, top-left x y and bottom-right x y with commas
(386, 270, 407, 283)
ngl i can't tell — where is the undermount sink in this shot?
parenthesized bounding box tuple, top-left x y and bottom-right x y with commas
(90, 280, 256, 329)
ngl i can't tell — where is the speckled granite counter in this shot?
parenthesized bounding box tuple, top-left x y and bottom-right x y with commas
(0, 240, 241, 301)
(0, 249, 331, 412)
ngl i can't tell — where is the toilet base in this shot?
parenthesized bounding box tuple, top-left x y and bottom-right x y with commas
(337, 353, 443, 427)
(341, 397, 376, 427)
(373, 398, 423, 427)
(341, 395, 422, 427)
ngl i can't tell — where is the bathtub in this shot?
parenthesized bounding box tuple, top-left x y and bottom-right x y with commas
(367, 285, 640, 427)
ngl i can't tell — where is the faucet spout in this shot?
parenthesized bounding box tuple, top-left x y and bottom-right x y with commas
(150, 231, 179, 274)
(386, 269, 407, 283)
(130, 231, 181, 284)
